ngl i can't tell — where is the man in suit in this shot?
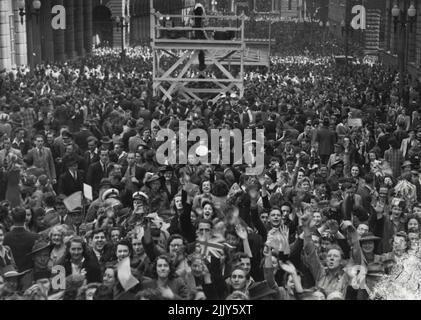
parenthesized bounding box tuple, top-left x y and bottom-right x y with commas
(58, 155, 85, 196)
(87, 148, 111, 197)
(84, 136, 100, 172)
(0, 137, 22, 167)
(400, 128, 417, 159)
(11, 128, 31, 156)
(3, 207, 39, 272)
(121, 152, 146, 192)
(27, 135, 57, 184)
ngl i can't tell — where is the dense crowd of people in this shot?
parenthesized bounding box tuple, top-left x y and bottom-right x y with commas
(0, 21, 421, 300)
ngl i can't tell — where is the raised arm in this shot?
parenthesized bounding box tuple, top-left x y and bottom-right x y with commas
(301, 212, 322, 281)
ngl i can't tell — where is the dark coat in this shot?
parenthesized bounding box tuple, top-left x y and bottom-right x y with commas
(3, 227, 39, 272)
(57, 169, 85, 196)
(57, 251, 102, 284)
(87, 161, 111, 196)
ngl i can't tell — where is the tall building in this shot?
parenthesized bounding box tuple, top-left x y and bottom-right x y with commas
(328, 0, 421, 77)
(0, 0, 132, 71)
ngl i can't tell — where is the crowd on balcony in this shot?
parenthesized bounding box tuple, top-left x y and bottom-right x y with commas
(0, 23, 420, 300)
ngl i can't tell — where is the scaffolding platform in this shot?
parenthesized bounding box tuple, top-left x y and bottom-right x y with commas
(150, 8, 247, 102)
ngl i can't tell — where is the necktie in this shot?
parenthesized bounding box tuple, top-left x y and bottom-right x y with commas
(38, 148, 43, 157)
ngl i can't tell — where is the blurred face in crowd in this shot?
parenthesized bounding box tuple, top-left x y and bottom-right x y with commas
(191, 258, 204, 277)
(391, 206, 403, 220)
(35, 137, 44, 149)
(88, 140, 96, 152)
(230, 269, 247, 291)
(312, 212, 322, 227)
(103, 268, 115, 286)
(100, 150, 109, 164)
(408, 218, 419, 232)
(260, 212, 269, 225)
(46, 133, 54, 145)
(312, 235, 321, 251)
(297, 171, 304, 182)
(361, 240, 375, 254)
(135, 152, 142, 164)
(286, 160, 294, 172)
(92, 232, 106, 252)
(393, 235, 408, 256)
(326, 248, 342, 270)
(169, 238, 183, 256)
(25, 210, 32, 224)
(150, 180, 161, 192)
(319, 166, 328, 178)
(110, 230, 121, 244)
(132, 238, 143, 256)
(3, 138, 11, 150)
(163, 170, 172, 181)
(357, 224, 369, 238)
(269, 208, 282, 228)
(69, 241, 83, 262)
(174, 196, 183, 210)
(116, 244, 130, 262)
(202, 204, 213, 220)
(280, 206, 291, 223)
(413, 206, 421, 220)
(50, 231, 63, 246)
(301, 180, 310, 192)
(351, 166, 359, 178)
(197, 222, 212, 239)
(127, 153, 135, 166)
(202, 181, 211, 193)
(238, 257, 251, 276)
(114, 144, 123, 155)
(34, 248, 51, 270)
(85, 287, 97, 300)
(408, 232, 419, 250)
(156, 258, 170, 279)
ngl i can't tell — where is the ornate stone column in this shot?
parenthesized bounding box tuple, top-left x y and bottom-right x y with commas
(74, 0, 84, 56)
(65, 0, 76, 59)
(83, 0, 93, 53)
(0, 0, 12, 70)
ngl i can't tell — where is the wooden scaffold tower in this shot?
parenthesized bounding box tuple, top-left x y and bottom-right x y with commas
(150, 0, 246, 102)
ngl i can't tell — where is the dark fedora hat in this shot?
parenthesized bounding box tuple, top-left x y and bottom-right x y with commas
(29, 239, 53, 256)
(248, 281, 276, 300)
(159, 165, 174, 172)
(100, 136, 112, 145)
(1, 265, 27, 279)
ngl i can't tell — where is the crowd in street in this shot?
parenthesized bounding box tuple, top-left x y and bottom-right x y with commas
(1, 22, 421, 300)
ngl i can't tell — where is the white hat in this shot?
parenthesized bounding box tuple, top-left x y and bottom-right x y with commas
(101, 188, 119, 201)
(132, 191, 149, 201)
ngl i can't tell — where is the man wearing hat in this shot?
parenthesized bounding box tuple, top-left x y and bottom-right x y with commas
(160, 165, 178, 202)
(141, 173, 169, 214)
(57, 155, 85, 197)
(20, 239, 53, 292)
(0, 265, 27, 298)
(327, 143, 344, 176)
(100, 136, 113, 150)
(87, 148, 111, 197)
(401, 127, 417, 159)
(128, 122, 147, 153)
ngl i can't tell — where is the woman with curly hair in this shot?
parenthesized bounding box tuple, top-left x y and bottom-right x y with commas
(49, 225, 67, 265)
(142, 255, 189, 300)
(55, 236, 102, 284)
